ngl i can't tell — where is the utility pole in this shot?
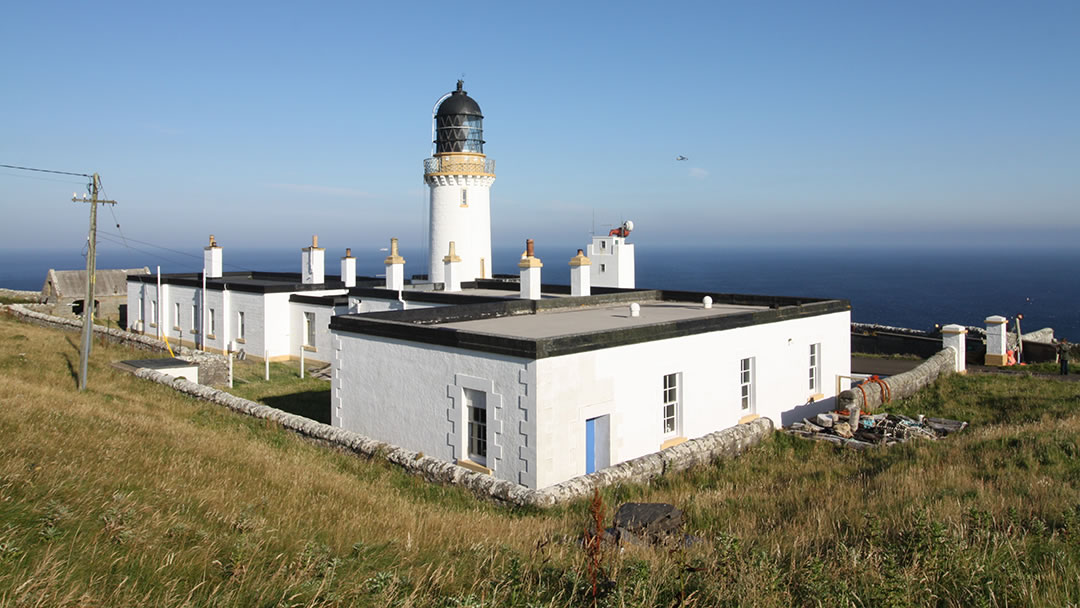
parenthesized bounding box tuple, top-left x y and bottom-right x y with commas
(73, 173, 117, 391)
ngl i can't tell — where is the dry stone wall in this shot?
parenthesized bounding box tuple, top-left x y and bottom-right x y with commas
(2, 303, 228, 382)
(839, 347, 957, 412)
(131, 367, 772, 508)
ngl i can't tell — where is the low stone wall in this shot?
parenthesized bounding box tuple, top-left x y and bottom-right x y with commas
(0, 288, 42, 302)
(839, 348, 957, 412)
(132, 367, 773, 508)
(2, 304, 228, 382)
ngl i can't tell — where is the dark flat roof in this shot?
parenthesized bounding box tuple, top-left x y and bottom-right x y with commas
(330, 290, 851, 359)
(128, 271, 372, 294)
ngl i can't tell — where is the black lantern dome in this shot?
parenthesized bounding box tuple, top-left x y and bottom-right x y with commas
(435, 80, 484, 154)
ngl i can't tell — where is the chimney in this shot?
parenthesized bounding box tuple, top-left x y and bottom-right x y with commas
(302, 235, 325, 284)
(443, 241, 462, 292)
(569, 249, 591, 297)
(518, 239, 542, 300)
(203, 234, 222, 279)
(384, 237, 405, 291)
(341, 247, 356, 288)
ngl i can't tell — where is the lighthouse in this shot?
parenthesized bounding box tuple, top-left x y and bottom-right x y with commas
(425, 81, 495, 284)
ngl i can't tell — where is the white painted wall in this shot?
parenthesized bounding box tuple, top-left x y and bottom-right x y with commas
(289, 301, 349, 363)
(126, 281, 344, 359)
(427, 173, 495, 283)
(330, 332, 536, 487)
(531, 310, 850, 487)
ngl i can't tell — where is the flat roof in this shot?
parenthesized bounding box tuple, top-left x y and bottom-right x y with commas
(440, 300, 767, 339)
(330, 290, 851, 359)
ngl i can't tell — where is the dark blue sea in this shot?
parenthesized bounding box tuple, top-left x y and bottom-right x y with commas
(2, 245, 1077, 340)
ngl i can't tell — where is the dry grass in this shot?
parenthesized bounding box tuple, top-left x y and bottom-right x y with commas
(2, 310, 1080, 606)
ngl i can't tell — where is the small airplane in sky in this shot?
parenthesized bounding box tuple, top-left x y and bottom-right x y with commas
(675, 155, 688, 161)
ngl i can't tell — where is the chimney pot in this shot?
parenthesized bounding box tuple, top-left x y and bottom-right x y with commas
(312, 235, 318, 248)
(345, 247, 352, 258)
(526, 239, 535, 258)
(209, 234, 216, 247)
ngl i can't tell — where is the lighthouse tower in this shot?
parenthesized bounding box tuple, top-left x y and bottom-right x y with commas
(425, 81, 495, 284)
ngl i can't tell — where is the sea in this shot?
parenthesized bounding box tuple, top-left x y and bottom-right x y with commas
(2, 245, 1077, 340)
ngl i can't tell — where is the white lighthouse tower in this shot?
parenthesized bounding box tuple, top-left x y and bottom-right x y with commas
(425, 81, 496, 284)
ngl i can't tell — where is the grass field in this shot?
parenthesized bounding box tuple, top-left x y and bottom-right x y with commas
(3, 310, 1080, 607)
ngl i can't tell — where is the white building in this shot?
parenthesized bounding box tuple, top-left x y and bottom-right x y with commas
(127, 236, 352, 363)
(124, 83, 854, 493)
(329, 286, 851, 489)
(587, 221, 635, 289)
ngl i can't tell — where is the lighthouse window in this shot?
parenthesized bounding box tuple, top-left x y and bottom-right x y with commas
(461, 189, 468, 206)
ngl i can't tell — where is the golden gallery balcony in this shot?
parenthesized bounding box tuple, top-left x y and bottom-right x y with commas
(423, 154, 495, 177)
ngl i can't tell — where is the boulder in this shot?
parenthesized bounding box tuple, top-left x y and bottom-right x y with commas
(614, 503, 683, 544)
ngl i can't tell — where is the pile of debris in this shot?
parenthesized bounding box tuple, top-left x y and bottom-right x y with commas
(788, 410, 967, 449)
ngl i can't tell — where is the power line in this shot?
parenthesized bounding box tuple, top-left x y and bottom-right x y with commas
(0, 170, 89, 186)
(98, 230, 250, 271)
(0, 163, 91, 178)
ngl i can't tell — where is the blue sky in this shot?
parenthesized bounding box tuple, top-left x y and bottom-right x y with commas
(1, 0, 1077, 257)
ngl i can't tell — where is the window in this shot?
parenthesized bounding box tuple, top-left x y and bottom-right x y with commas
(809, 343, 821, 392)
(209, 308, 216, 336)
(151, 300, 157, 324)
(461, 188, 468, 206)
(662, 373, 679, 435)
(600, 240, 606, 250)
(304, 312, 316, 346)
(237, 311, 246, 340)
(174, 303, 181, 328)
(600, 263, 606, 273)
(464, 388, 487, 464)
(191, 305, 198, 331)
(740, 358, 755, 411)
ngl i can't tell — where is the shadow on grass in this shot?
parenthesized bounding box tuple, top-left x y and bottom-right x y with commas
(63, 354, 78, 388)
(261, 389, 332, 424)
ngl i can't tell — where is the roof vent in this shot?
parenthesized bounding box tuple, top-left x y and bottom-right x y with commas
(703, 296, 713, 309)
(629, 302, 641, 318)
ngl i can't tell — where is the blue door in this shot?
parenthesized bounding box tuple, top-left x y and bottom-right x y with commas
(586, 418, 596, 474)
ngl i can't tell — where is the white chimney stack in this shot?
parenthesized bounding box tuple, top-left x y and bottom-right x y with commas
(341, 247, 356, 288)
(569, 249, 591, 297)
(302, 235, 325, 284)
(203, 234, 222, 279)
(384, 237, 405, 291)
(518, 239, 542, 300)
(443, 241, 462, 292)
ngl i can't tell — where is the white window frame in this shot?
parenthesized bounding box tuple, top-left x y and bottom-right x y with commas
(191, 304, 198, 331)
(151, 300, 157, 325)
(174, 302, 181, 329)
(304, 312, 316, 347)
(809, 343, 821, 393)
(237, 311, 246, 340)
(208, 308, 216, 336)
(740, 357, 755, 412)
(464, 388, 487, 466)
(662, 372, 680, 437)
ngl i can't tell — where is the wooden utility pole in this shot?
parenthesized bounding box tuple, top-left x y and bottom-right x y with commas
(73, 173, 117, 391)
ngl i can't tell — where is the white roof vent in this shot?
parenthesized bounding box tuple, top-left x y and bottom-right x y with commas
(703, 296, 713, 309)
(629, 302, 641, 318)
